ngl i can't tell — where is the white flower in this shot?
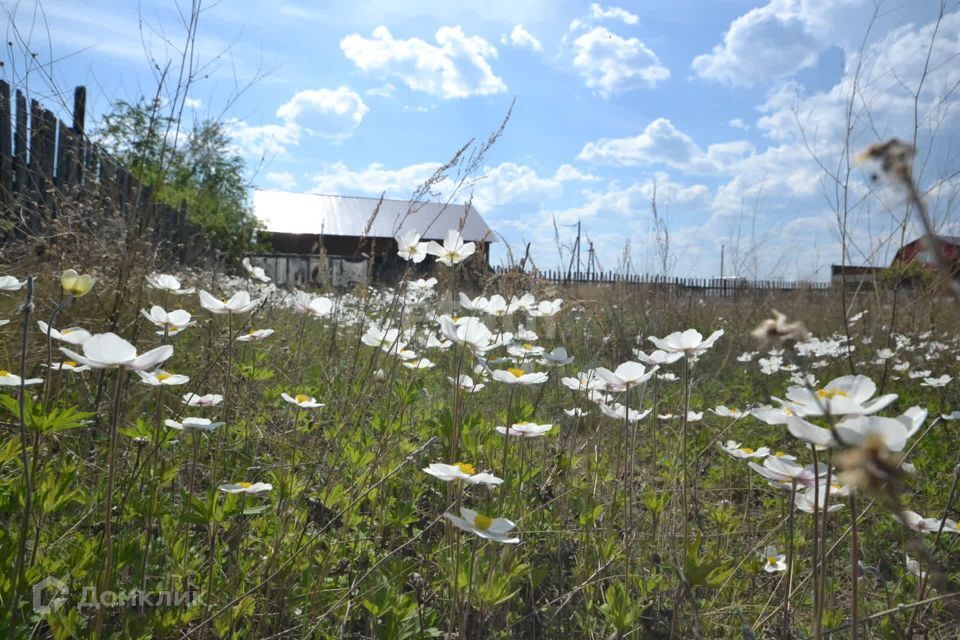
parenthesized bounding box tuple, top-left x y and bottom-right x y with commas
(242, 257, 271, 283)
(594, 361, 657, 392)
(0, 370, 43, 386)
(599, 403, 651, 422)
(60, 333, 173, 371)
(528, 298, 562, 317)
(748, 456, 825, 489)
(459, 292, 489, 312)
(541, 347, 574, 367)
(0, 276, 25, 291)
(633, 349, 683, 366)
(426, 333, 452, 350)
(146, 273, 194, 294)
(762, 546, 787, 573)
(921, 375, 951, 388)
(182, 393, 223, 407)
(711, 406, 745, 419)
(281, 392, 325, 408)
(165, 417, 223, 432)
(508, 293, 537, 314)
(794, 487, 844, 514)
(141, 306, 193, 334)
(403, 357, 435, 370)
(483, 295, 510, 317)
(37, 321, 91, 345)
(783, 375, 897, 417)
(561, 370, 603, 392)
(648, 328, 724, 356)
(362, 325, 401, 349)
(439, 316, 493, 353)
(444, 507, 519, 543)
(894, 510, 960, 534)
(236, 328, 275, 342)
(447, 374, 485, 393)
(507, 342, 545, 358)
(424, 230, 475, 266)
(408, 277, 438, 294)
(137, 370, 190, 386)
(564, 407, 587, 417)
(423, 462, 503, 485)
(905, 555, 927, 579)
(396, 230, 428, 263)
(46, 360, 90, 373)
(787, 407, 927, 452)
(199, 290, 260, 315)
(495, 422, 553, 437)
(219, 482, 272, 494)
(289, 290, 333, 318)
(718, 440, 769, 459)
(491, 368, 548, 385)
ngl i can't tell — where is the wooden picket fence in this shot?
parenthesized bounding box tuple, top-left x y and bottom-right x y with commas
(0, 81, 208, 262)
(496, 267, 831, 296)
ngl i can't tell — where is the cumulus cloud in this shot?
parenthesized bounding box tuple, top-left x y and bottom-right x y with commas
(225, 120, 300, 157)
(365, 83, 396, 99)
(589, 3, 638, 25)
(340, 26, 507, 99)
(276, 87, 369, 141)
(501, 24, 543, 52)
(311, 161, 444, 196)
(471, 162, 600, 211)
(577, 118, 700, 167)
(571, 26, 670, 96)
(265, 171, 297, 190)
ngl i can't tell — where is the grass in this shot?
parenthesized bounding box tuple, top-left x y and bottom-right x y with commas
(1, 260, 959, 639)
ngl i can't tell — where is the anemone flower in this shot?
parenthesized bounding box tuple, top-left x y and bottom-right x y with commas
(60, 333, 173, 371)
(164, 417, 223, 432)
(145, 273, 194, 295)
(894, 510, 960, 534)
(0, 370, 43, 386)
(648, 328, 724, 356)
(408, 278, 437, 294)
(423, 462, 503, 485)
(633, 349, 683, 366)
(444, 507, 519, 543)
(199, 290, 260, 315)
(528, 299, 563, 317)
(290, 290, 333, 318)
(507, 293, 537, 314)
(424, 230, 475, 266)
(748, 456, 825, 489)
(507, 342, 545, 358)
(495, 422, 553, 438)
(782, 374, 897, 417)
(599, 403, 651, 422)
(37, 321, 91, 345)
(439, 316, 493, 353)
(541, 347, 574, 367)
(182, 392, 224, 407)
(448, 374, 485, 393)
(594, 361, 657, 392)
(281, 392, 324, 408)
(46, 360, 90, 373)
(0, 275, 25, 291)
(60, 269, 94, 297)
(794, 488, 844, 514)
(491, 367, 548, 385)
(717, 440, 769, 459)
(787, 407, 927, 452)
(362, 325, 401, 349)
(483, 295, 510, 317)
(137, 370, 190, 386)
(561, 370, 603, 392)
(396, 229, 429, 263)
(236, 328, 275, 342)
(459, 292, 489, 312)
(762, 546, 787, 573)
(241, 257, 271, 283)
(219, 482, 272, 494)
(141, 306, 193, 334)
(711, 406, 745, 419)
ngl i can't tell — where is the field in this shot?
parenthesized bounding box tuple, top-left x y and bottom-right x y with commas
(2, 255, 959, 639)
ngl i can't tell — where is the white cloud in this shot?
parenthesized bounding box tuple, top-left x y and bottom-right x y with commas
(311, 161, 444, 196)
(184, 97, 203, 109)
(365, 83, 396, 99)
(275, 87, 369, 141)
(225, 119, 300, 157)
(265, 171, 298, 190)
(572, 26, 670, 96)
(340, 26, 507, 99)
(729, 118, 750, 130)
(471, 162, 600, 211)
(577, 118, 700, 167)
(501, 24, 543, 52)
(589, 3, 639, 25)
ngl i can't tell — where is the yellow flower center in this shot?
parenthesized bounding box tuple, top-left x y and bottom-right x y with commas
(0, 370, 9, 377)
(727, 406, 738, 413)
(64, 361, 78, 367)
(775, 451, 785, 457)
(295, 394, 310, 403)
(473, 514, 493, 531)
(237, 482, 253, 488)
(522, 343, 534, 350)
(767, 556, 779, 565)
(740, 447, 754, 454)
(454, 462, 476, 475)
(247, 329, 258, 335)
(156, 373, 172, 381)
(816, 388, 848, 399)
(507, 367, 526, 378)
(62, 328, 74, 335)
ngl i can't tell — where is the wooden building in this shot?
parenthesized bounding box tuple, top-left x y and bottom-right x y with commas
(249, 190, 495, 286)
(892, 235, 960, 270)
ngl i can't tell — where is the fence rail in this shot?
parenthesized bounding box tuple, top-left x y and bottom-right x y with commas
(0, 81, 208, 262)
(495, 267, 831, 295)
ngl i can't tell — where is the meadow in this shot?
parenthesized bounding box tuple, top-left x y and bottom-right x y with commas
(1, 241, 959, 639)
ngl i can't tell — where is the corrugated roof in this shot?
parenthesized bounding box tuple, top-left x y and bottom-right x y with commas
(253, 189, 494, 242)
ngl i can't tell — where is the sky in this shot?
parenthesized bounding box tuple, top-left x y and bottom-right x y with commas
(3, 0, 960, 280)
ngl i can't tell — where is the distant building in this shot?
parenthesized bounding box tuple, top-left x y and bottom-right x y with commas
(248, 189, 495, 286)
(830, 264, 886, 289)
(892, 235, 960, 269)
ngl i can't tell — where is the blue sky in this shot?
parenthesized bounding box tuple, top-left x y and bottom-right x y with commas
(4, 0, 959, 279)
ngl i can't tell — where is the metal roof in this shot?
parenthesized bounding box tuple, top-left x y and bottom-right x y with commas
(253, 189, 495, 242)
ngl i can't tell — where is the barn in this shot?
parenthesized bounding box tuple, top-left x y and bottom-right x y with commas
(892, 235, 960, 269)
(248, 189, 495, 287)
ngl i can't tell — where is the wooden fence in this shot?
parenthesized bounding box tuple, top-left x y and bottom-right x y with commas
(495, 267, 831, 296)
(0, 81, 208, 262)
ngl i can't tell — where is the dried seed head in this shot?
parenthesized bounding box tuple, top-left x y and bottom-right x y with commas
(837, 433, 905, 499)
(751, 309, 809, 346)
(856, 138, 915, 187)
